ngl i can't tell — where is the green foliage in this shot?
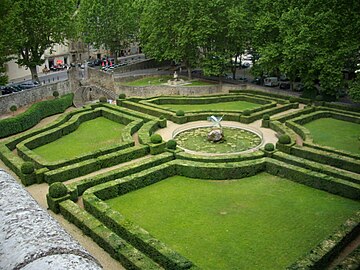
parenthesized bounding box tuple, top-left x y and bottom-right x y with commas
(99, 96, 107, 103)
(243, 110, 251, 116)
(118, 93, 126, 99)
(150, 134, 162, 144)
(77, 0, 137, 60)
(278, 134, 291, 144)
(166, 139, 177, 150)
(8, 0, 76, 80)
(262, 114, 270, 120)
(21, 161, 35, 174)
(10, 105, 17, 113)
(264, 143, 275, 152)
(49, 182, 68, 198)
(176, 110, 185, 116)
(348, 75, 360, 103)
(289, 97, 296, 103)
(53, 91, 59, 98)
(0, 93, 74, 138)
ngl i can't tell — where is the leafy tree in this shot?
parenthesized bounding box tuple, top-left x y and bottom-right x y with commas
(77, 0, 138, 61)
(9, 0, 77, 82)
(0, 0, 18, 85)
(139, 0, 201, 79)
(348, 74, 360, 103)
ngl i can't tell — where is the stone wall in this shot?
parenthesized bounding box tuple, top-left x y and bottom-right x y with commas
(88, 68, 115, 91)
(115, 84, 225, 97)
(0, 80, 71, 114)
(0, 170, 102, 270)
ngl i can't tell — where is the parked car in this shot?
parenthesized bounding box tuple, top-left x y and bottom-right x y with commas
(251, 77, 261, 85)
(264, 77, 279, 87)
(18, 81, 40, 89)
(238, 77, 248, 82)
(279, 82, 291, 90)
(294, 83, 304, 92)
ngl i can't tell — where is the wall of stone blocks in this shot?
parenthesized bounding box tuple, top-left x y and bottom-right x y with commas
(0, 81, 71, 114)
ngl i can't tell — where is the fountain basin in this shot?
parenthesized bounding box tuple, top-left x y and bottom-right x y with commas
(172, 122, 263, 156)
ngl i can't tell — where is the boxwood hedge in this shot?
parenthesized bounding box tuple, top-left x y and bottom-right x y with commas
(0, 93, 74, 138)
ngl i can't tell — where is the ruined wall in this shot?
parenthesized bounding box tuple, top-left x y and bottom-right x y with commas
(0, 170, 102, 270)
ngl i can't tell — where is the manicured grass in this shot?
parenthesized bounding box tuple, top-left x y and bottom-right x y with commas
(158, 100, 260, 112)
(123, 76, 214, 86)
(106, 174, 360, 270)
(33, 117, 125, 162)
(303, 118, 360, 154)
(175, 127, 261, 153)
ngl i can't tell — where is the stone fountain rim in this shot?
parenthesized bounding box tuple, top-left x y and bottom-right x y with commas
(172, 121, 264, 156)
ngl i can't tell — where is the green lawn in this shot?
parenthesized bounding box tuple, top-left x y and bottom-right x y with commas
(303, 118, 360, 154)
(33, 117, 126, 162)
(123, 76, 214, 86)
(106, 174, 359, 270)
(157, 100, 260, 112)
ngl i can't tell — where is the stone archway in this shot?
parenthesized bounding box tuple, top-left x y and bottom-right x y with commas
(73, 85, 117, 107)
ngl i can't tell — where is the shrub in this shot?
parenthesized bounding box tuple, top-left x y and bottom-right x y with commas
(99, 96, 107, 103)
(53, 91, 59, 98)
(159, 115, 166, 120)
(166, 139, 177, 150)
(243, 110, 251, 116)
(176, 110, 185, 116)
(264, 143, 275, 151)
(262, 114, 270, 120)
(289, 97, 296, 103)
(118, 93, 126, 99)
(49, 182, 68, 198)
(150, 134, 162, 144)
(315, 95, 323, 101)
(278, 134, 291, 144)
(21, 162, 35, 174)
(10, 105, 17, 114)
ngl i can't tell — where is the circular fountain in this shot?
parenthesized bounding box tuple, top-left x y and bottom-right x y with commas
(172, 120, 264, 156)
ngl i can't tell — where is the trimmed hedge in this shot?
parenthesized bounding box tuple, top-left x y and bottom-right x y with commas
(175, 150, 265, 163)
(67, 152, 174, 199)
(287, 212, 360, 270)
(0, 93, 74, 138)
(272, 152, 360, 185)
(290, 146, 360, 174)
(49, 182, 68, 198)
(59, 200, 163, 270)
(266, 159, 360, 200)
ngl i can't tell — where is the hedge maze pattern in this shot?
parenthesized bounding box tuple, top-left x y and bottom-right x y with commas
(0, 91, 359, 270)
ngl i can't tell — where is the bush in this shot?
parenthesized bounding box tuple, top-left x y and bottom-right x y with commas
(315, 95, 323, 101)
(278, 134, 291, 144)
(159, 115, 166, 120)
(264, 143, 275, 151)
(150, 134, 162, 144)
(21, 162, 35, 174)
(99, 96, 107, 103)
(118, 93, 126, 99)
(289, 97, 296, 103)
(243, 110, 251, 116)
(262, 114, 270, 120)
(53, 91, 59, 98)
(166, 139, 177, 150)
(0, 93, 74, 138)
(176, 110, 185, 116)
(10, 105, 17, 113)
(49, 182, 68, 198)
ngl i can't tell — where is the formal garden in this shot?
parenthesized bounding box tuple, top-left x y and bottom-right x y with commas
(0, 89, 359, 270)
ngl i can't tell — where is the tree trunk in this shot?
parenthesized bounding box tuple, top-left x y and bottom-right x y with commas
(30, 66, 39, 82)
(187, 66, 192, 80)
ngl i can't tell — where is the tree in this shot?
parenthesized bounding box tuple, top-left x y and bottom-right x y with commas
(139, 0, 201, 79)
(348, 74, 360, 103)
(9, 0, 77, 82)
(77, 0, 138, 61)
(0, 0, 18, 85)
